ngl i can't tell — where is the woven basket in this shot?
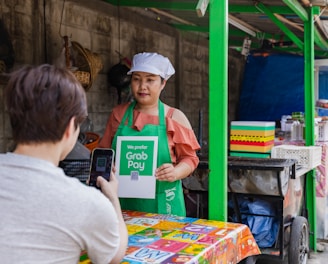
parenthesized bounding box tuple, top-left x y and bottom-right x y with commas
(84, 48, 103, 77)
(70, 41, 103, 91)
(73, 71, 90, 86)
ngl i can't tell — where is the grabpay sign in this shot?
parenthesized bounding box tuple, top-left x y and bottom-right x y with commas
(120, 140, 155, 176)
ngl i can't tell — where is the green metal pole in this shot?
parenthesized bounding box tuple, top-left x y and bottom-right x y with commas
(282, 0, 308, 21)
(256, 2, 304, 50)
(208, 0, 228, 221)
(304, 6, 317, 251)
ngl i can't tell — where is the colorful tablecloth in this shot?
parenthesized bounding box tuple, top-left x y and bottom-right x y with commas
(80, 210, 260, 264)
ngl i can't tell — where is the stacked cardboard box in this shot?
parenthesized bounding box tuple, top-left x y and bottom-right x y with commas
(230, 121, 276, 153)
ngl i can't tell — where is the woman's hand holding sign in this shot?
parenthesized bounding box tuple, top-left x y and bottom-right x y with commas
(155, 162, 193, 183)
(155, 163, 176, 182)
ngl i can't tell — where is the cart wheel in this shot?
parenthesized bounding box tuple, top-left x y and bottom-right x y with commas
(288, 216, 309, 264)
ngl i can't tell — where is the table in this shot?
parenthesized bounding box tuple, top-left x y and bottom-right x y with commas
(80, 210, 260, 264)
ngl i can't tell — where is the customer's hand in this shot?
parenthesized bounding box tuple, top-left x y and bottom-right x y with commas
(97, 169, 119, 201)
(97, 168, 128, 264)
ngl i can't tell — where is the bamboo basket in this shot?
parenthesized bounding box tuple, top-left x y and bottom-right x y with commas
(73, 71, 90, 87)
(70, 41, 103, 91)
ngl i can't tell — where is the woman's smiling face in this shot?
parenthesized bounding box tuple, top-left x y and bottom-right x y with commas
(130, 71, 166, 105)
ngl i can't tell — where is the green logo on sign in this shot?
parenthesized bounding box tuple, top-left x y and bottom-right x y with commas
(120, 140, 154, 176)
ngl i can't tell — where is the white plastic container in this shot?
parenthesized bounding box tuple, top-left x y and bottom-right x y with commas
(318, 121, 328, 141)
(271, 145, 322, 170)
(291, 121, 303, 141)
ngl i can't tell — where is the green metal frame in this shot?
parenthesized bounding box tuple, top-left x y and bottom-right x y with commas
(105, 0, 328, 56)
(208, 0, 228, 221)
(102, 0, 328, 250)
(304, 5, 317, 250)
(256, 2, 304, 50)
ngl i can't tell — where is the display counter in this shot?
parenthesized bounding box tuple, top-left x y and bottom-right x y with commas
(79, 210, 260, 264)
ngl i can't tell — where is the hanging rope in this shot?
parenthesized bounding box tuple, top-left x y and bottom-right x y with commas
(59, 0, 66, 37)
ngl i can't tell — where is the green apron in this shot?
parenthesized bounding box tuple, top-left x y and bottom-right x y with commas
(112, 100, 186, 216)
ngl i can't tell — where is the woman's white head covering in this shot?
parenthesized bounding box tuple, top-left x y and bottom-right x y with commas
(127, 52, 175, 80)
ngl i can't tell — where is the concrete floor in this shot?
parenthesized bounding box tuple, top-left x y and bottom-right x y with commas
(308, 241, 328, 264)
(252, 240, 328, 264)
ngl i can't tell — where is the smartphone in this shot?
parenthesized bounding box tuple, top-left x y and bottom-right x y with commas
(88, 148, 115, 188)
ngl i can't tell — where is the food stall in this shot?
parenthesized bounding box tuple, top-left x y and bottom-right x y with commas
(59, 1, 324, 261)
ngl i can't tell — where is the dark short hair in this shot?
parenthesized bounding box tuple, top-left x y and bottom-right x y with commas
(5, 64, 87, 144)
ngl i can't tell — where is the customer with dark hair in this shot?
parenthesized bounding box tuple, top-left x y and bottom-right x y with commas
(0, 64, 127, 264)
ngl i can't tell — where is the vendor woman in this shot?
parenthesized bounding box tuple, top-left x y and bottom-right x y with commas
(99, 52, 200, 216)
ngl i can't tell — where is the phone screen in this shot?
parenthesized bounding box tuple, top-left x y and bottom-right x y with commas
(88, 148, 114, 188)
